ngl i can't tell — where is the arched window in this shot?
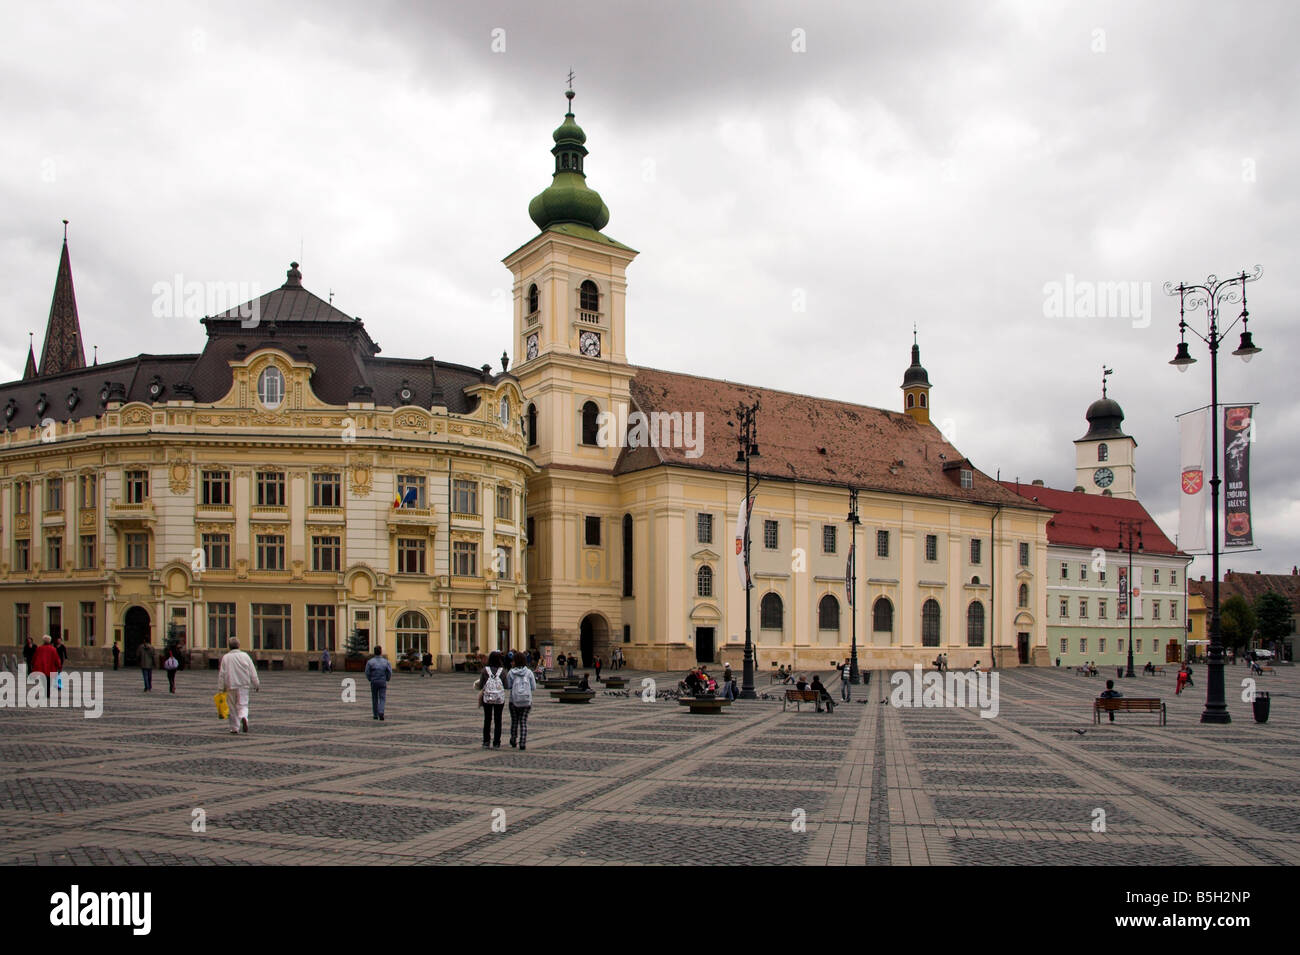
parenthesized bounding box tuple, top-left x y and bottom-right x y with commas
(760, 593, 783, 630)
(907, 393, 915, 409)
(873, 597, 894, 633)
(526, 403, 538, 447)
(818, 594, 839, 630)
(1018, 583, 1029, 608)
(257, 366, 284, 409)
(527, 283, 539, 314)
(622, 514, 633, 597)
(697, 565, 713, 598)
(498, 395, 510, 426)
(920, 393, 927, 408)
(966, 601, 985, 647)
(579, 280, 599, 312)
(581, 401, 600, 445)
(395, 610, 429, 654)
(921, 599, 941, 647)
(1098, 443, 1109, 462)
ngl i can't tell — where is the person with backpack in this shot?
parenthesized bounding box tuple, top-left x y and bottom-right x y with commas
(506, 655, 537, 750)
(477, 651, 507, 748)
(163, 646, 180, 693)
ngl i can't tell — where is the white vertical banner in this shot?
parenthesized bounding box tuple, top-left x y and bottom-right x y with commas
(1178, 408, 1208, 552)
(733, 494, 754, 590)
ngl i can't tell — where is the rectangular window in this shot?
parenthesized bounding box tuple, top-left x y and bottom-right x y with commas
(123, 470, 147, 505)
(47, 606, 62, 642)
(960, 469, 973, 489)
(46, 477, 64, 512)
(452, 540, 477, 577)
(925, 534, 938, 561)
(1079, 637, 1087, 654)
(496, 484, 512, 521)
(697, 513, 713, 544)
(822, 524, 837, 554)
(970, 538, 982, 565)
(311, 471, 341, 508)
(1059, 637, 1068, 655)
(584, 515, 601, 546)
(1060, 561, 1069, 580)
(1153, 602, 1161, 620)
(1170, 570, 1177, 586)
(256, 470, 285, 507)
(207, 602, 235, 649)
(397, 473, 426, 508)
(14, 540, 30, 572)
(125, 533, 149, 569)
(450, 609, 478, 654)
(1098, 638, 1106, 653)
(312, 535, 341, 572)
(1099, 599, 1108, 620)
(202, 533, 231, 571)
(623, 624, 631, 644)
(1079, 598, 1088, 619)
(1171, 600, 1178, 620)
(1080, 563, 1088, 581)
(79, 474, 97, 509)
(202, 470, 231, 506)
(1019, 542, 1029, 567)
(14, 480, 31, 515)
(452, 478, 478, 515)
(397, 538, 426, 575)
(80, 602, 96, 644)
(1153, 569, 1160, 585)
(877, 529, 890, 558)
(526, 516, 535, 546)
(763, 520, 778, 550)
(1136, 638, 1143, 653)
(15, 602, 30, 642)
(80, 535, 96, 569)
(1100, 568, 1107, 583)
(251, 603, 291, 650)
(306, 605, 336, 652)
(495, 545, 512, 579)
(46, 534, 63, 571)
(1059, 597, 1069, 618)
(256, 534, 285, 571)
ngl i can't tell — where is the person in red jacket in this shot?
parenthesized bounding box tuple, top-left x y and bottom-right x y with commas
(31, 635, 62, 694)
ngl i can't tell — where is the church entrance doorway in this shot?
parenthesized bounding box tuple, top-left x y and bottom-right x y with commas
(1017, 632, 1029, 665)
(695, 627, 715, 663)
(124, 606, 151, 666)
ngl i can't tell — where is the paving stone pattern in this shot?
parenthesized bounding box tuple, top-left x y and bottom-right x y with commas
(0, 664, 1297, 865)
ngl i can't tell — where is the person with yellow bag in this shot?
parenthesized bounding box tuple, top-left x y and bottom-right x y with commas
(217, 637, 260, 734)
(213, 690, 229, 721)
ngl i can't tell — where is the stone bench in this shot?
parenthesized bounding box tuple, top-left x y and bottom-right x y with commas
(550, 688, 595, 704)
(678, 696, 731, 714)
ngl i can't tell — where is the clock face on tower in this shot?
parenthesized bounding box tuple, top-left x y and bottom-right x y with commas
(525, 333, 539, 361)
(1093, 467, 1115, 488)
(579, 330, 601, 357)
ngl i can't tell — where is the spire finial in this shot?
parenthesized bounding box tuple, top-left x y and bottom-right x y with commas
(913, 322, 917, 346)
(62, 219, 68, 242)
(1102, 365, 1113, 398)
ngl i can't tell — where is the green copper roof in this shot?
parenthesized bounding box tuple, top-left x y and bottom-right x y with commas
(529, 90, 612, 234)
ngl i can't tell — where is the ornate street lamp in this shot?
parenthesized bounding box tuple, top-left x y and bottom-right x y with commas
(1165, 266, 1262, 724)
(846, 488, 861, 684)
(731, 401, 761, 700)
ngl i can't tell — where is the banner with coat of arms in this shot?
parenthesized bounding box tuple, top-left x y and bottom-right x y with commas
(1224, 406, 1254, 549)
(1177, 408, 1207, 552)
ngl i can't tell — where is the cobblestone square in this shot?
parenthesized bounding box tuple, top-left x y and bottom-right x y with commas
(0, 664, 1296, 865)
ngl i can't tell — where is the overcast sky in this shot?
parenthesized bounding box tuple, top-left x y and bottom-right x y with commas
(3, 0, 1297, 578)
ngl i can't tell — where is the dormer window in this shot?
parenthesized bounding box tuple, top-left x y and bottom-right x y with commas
(397, 380, 413, 405)
(35, 394, 48, 417)
(961, 469, 973, 489)
(579, 280, 599, 313)
(1098, 443, 1109, 462)
(148, 376, 164, 402)
(257, 366, 284, 410)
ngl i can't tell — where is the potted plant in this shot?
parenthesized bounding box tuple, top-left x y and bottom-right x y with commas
(344, 628, 369, 672)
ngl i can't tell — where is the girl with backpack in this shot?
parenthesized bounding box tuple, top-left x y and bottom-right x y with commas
(477, 651, 508, 748)
(163, 647, 181, 694)
(506, 655, 537, 750)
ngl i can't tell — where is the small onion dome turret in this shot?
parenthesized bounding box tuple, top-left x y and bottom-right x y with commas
(528, 89, 610, 234)
(1082, 396, 1127, 440)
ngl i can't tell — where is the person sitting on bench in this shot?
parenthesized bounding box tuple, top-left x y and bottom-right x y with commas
(1098, 679, 1122, 722)
(1143, 661, 1155, 675)
(810, 674, 835, 713)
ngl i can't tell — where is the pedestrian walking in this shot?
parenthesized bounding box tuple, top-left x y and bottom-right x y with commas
(478, 651, 507, 748)
(112, 641, 120, 670)
(365, 645, 393, 721)
(31, 635, 61, 696)
(54, 635, 68, 668)
(22, 636, 36, 671)
(216, 637, 260, 734)
(139, 639, 156, 692)
(506, 654, 537, 750)
(163, 646, 180, 693)
(594, 656, 602, 682)
(321, 647, 332, 673)
(557, 652, 567, 678)
(840, 660, 852, 702)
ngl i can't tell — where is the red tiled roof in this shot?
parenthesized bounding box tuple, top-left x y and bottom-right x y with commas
(999, 481, 1182, 555)
(615, 366, 1044, 509)
(1190, 571, 1300, 611)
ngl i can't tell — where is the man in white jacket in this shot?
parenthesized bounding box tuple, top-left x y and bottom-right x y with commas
(217, 637, 261, 734)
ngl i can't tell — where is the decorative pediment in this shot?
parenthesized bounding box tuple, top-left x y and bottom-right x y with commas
(689, 602, 721, 621)
(691, 548, 720, 562)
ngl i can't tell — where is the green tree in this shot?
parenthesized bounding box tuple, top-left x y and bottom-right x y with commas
(1255, 591, 1293, 643)
(1218, 595, 1257, 650)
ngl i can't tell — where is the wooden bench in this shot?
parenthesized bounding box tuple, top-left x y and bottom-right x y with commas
(1093, 697, 1166, 725)
(783, 689, 821, 712)
(678, 696, 731, 714)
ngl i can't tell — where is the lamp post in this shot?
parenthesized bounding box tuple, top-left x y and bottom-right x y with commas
(1166, 266, 1262, 724)
(732, 400, 761, 700)
(1117, 519, 1143, 678)
(846, 487, 861, 684)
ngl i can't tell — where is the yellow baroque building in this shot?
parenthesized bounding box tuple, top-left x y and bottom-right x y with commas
(511, 92, 1053, 672)
(2, 252, 534, 670)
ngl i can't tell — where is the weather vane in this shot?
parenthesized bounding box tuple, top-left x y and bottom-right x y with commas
(1102, 365, 1113, 397)
(567, 68, 575, 90)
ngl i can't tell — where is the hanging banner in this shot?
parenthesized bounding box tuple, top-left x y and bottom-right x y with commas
(733, 494, 755, 590)
(845, 542, 855, 607)
(1177, 408, 1208, 551)
(1224, 406, 1254, 549)
(1117, 566, 1129, 618)
(1131, 582, 1142, 619)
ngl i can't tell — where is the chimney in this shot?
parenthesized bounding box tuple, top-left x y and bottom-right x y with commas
(1031, 479, 1045, 486)
(1256, 570, 1261, 574)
